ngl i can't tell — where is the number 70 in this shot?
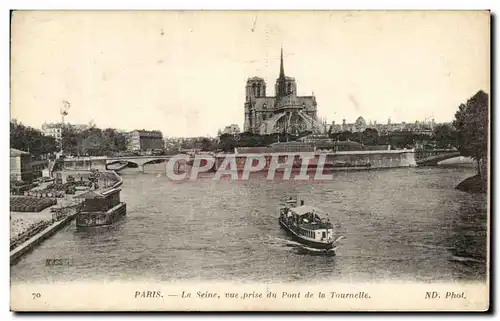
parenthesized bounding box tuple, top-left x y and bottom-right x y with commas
(32, 292, 41, 299)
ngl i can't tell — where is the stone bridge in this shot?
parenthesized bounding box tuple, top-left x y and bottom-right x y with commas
(56, 156, 175, 173)
(38, 149, 463, 175)
(105, 156, 176, 172)
(415, 149, 461, 166)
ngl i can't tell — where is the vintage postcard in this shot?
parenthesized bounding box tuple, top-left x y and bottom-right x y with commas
(9, 10, 490, 311)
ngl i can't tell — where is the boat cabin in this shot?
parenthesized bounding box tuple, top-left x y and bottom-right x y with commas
(280, 204, 334, 242)
(75, 188, 122, 213)
(288, 205, 331, 227)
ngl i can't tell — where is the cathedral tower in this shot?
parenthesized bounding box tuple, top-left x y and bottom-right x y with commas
(243, 48, 323, 135)
(244, 77, 266, 132)
(246, 77, 266, 101)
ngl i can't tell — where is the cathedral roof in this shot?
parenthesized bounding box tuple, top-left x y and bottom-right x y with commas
(288, 96, 317, 108)
(247, 76, 265, 82)
(252, 97, 276, 111)
(252, 95, 317, 111)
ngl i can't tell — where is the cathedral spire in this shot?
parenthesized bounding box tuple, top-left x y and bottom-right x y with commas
(277, 45, 287, 98)
(279, 45, 285, 79)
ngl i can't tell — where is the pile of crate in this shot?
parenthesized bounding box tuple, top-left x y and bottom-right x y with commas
(10, 196, 57, 212)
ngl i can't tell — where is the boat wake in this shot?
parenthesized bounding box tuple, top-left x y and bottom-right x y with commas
(272, 236, 300, 245)
(411, 242, 454, 250)
(450, 255, 483, 263)
(271, 235, 346, 256)
(410, 243, 484, 264)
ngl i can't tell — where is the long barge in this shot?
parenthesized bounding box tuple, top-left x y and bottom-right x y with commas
(75, 187, 126, 228)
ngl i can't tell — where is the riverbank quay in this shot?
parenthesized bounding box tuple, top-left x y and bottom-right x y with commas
(10, 195, 83, 265)
(10, 206, 81, 265)
(210, 149, 417, 172)
(55, 169, 122, 187)
(9, 169, 123, 264)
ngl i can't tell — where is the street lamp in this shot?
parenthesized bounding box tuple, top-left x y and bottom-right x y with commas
(60, 100, 70, 155)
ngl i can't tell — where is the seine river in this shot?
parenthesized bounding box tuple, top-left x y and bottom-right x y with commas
(11, 164, 487, 283)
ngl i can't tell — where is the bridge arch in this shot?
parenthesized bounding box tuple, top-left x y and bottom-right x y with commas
(141, 158, 168, 168)
(416, 151, 461, 166)
(105, 159, 140, 170)
(105, 156, 180, 172)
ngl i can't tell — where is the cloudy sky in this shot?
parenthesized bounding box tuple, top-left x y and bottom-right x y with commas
(11, 11, 489, 137)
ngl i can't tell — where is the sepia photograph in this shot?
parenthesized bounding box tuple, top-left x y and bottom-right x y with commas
(9, 10, 490, 311)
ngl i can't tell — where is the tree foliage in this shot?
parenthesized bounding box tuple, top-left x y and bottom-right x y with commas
(216, 132, 298, 152)
(10, 120, 58, 159)
(453, 90, 489, 162)
(62, 126, 129, 156)
(361, 128, 379, 146)
(433, 123, 457, 149)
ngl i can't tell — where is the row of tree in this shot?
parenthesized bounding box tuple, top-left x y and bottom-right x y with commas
(453, 90, 489, 177)
(10, 120, 130, 159)
(214, 125, 459, 152)
(10, 120, 59, 159)
(61, 126, 129, 156)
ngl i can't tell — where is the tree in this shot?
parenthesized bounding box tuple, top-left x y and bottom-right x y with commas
(101, 128, 128, 154)
(80, 128, 104, 156)
(114, 131, 129, 151)
(330, 131, 355, 142)
(433, 123, 457, 149)
(386, 131, 414, 149)
(61, 126, 79, 155)
(101, 128, 118, 152)
(453, 90, 489, 177)
(361, 128, 379, 146)
(200, 138, 213, 151)
(10, 120, 58, 159)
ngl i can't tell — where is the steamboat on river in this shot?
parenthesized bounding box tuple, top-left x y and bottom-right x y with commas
(75, 187, 126, 228)
(279, 197, 337, 253)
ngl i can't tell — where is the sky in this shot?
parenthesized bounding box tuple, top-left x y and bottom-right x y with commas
(10, 10, 490, 137)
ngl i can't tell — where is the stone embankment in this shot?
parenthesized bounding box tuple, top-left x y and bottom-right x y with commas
(10, 170, 123, 263)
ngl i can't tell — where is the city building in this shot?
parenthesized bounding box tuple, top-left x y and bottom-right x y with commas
(41, 123, 63, 141)
(244, 48, 327, 135)
(10, 148, 32, 182)
(127, 130, 164, 152)
(218, 124, 241, 136)
(71, 124, 90, 132)
(330, 117, 436, 136)
(41, 122, 90, 141)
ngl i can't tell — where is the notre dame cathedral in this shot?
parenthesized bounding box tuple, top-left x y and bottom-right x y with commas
(243, 48, 327, 135)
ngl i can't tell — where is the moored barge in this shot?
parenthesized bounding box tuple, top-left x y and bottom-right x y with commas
(75, 187, 126, 228)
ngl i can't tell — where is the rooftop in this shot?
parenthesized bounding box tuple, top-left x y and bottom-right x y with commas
(75, 187, 121, 199)
(289, 205, 325, 216)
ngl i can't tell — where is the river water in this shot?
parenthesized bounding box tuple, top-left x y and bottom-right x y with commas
(11, 164, 488, 283)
